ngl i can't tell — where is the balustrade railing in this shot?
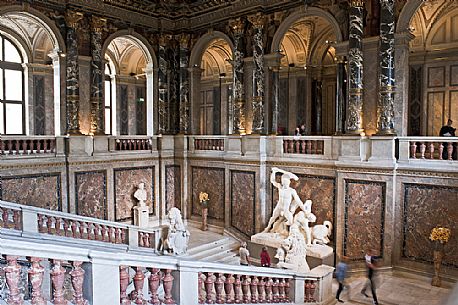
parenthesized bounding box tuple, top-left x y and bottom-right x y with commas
(282, 137, 325, 155)
(0, 136, 56, 156)
(114, 136, 153, 151)
(194, 138, 225, 151)
(0, 205, 21, 230)
(398, 137, 458, 161)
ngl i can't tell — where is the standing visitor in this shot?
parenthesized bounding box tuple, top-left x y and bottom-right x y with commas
(335, 257, 348, 302)
(260, 247, 271, 267)
(361, 249, 380, 305)
(239, 242, 250, 266)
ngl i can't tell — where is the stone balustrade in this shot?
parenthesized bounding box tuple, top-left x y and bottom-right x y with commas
(112, 136, 154, 151)
(0, 136, 57, 156)
(282, 137, 325, 155)
(0, 204, 22, 230)
(192, 136, 225, 151)
(398, 137, 458, 162)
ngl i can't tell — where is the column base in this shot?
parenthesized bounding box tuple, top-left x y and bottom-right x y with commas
(375, 129, 397, 136)
(67, 129, 83, 136)
(343, 129, 365, 136)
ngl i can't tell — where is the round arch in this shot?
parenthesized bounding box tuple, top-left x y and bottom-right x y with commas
(0, 25, 32, 62)
(0, 5, 66, 53)
(189, 31, 234, 68)
(396, 0, 423, 33)
(271, 6, 343, 53)
(102, 29, 158, 68)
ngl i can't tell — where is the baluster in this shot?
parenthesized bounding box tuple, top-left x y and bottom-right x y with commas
(309, 280, 316, 302)
(265, 278, 273, 303)
(411, 141, 418, 158)
(139, 232, 145, 247)
(0, 136, 4, 155)
(115, 227, 122, 243)
(257, 277, 266, 303)
(28, 257, 46, 304)
(79, 221, 87, 239)
(132, 267, 145, 304)
(101, 225, 108, 241)
(50, 139, 56, 153)
(4, 255, 23, 305)
(36, 139, 41, 153)
(250, 275, 258, 303)
(63, 219, 70, 237)
(447, 142, 453, 160)
(122, 140, 127, 150)
(300, 140, 306, 154)
(13, 210, 21, 230)
(215, 273, 225, 304)
(119, 266, 130, 304)
(234, 274, 242, 304)
(304, 280, 311, 302)
(87, 223, 95, 240)
(109, 227, 115, 243)
(439, 143, 444, 160)
(37, 214, 45, 233)
(2, 208, 8, 227)
(283, 140, 288, 154)
(241, 275, 250, 303)
(55, 217, 62, 236)
(43, 139, 49, 152)
(288, 140, 294, 154)
(205, 272, 215, 304)
(198, 272, 205, 304)
(0, 208, 5, 227)
(94, 224, 102, 241)
(272, 278, 279, 302)
(71, 221, 78, 238)
(19, 139, 26, 155)
(143, 232, 150, 248)
(294, 140, 300, 154)
(163, 269, 175, 304)
(70, 261, 88, 305)
(47, 216, 54, 234)
(307, 140, 312, 154)
(50, 260, 67, 305)
(15, 140, 20, 154)
(278, 278, 286, 302)
(149, 268, 161, 305)
(284, 279, 291, 302)
(7, 139, 13, 154)
(224, 273, 234, 304)
(420, 142, 426, 159)
(429, 142, 435, 159)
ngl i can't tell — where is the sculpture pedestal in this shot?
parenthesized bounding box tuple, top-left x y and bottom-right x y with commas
(133, 206, 149, 228)
(201, 208, 208, 231)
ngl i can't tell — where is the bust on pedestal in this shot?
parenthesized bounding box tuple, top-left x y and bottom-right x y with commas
(133, 182, 149, 228)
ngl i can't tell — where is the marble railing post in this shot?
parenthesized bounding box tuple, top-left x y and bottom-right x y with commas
(346, 0, 365, 135)
(158, 35, 170, 134)
(90, 16, 107, 135)
(229, 18, 246, 134)
(335, 57, 346, 135)
(248, 13, 266, 134)
(178, 34, 191, 134)
(64, 11, 84, 135)
(377, 0, 396, 135)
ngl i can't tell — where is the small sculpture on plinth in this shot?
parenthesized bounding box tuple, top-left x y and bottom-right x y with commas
(160, 207, 190, 255)
(199, 192, 209, 231)
(311, 221, 333, 245)
(133, 182, 149, 228)
(429, 226, 451, 287)
(277, 224, 310, 273)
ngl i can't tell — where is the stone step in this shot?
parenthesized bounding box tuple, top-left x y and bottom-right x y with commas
(200, 241, 240, 262)
(190, 239, 239, 261)
(186, 236, 233, 257)
(216, 252, 240, 265)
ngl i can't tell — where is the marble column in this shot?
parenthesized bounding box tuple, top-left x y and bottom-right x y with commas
(377, 0, 396, 135)
(346, 0, 365, 135)
(48, 50, 62, 135)
(145, 63, 154, 136)
(90, 16, 107, 135)
(335, 57, 346, 135)
(229, 18, 246, 134)
(248, 13, 266, 134)
(65, 11, 83, 135)
(158, 35, 169, 134)
(178, 34, 190, 134)
(312, 75, 323, 135)
(271, 66, 280, 135)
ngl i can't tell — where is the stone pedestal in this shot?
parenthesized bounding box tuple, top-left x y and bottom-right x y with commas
(133, 206, 149, 228)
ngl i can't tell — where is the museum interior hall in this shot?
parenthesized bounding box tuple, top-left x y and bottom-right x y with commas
(0, 0, 457, 304)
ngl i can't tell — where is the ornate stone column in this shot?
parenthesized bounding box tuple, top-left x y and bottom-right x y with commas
(335, 56, 346, 134)
(65, 11, 83, 135)
(248, 13, 266, 134)
(346, 0, 365, 134)
(90, 16, 107, 135)
(271, 65, 280, 135)
(158, 35, 169, 134)
(229, 18, 246, 134)
(377, 0, 396, 135)
(178, 34, 191, 134)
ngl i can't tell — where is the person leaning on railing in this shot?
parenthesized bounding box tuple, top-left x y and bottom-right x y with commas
(439, 119, 456, 160)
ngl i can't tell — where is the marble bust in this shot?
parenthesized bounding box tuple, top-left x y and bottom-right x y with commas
(134, 183, 147, 207)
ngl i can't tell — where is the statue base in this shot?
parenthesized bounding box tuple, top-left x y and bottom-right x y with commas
(133, 206, 149, 228)
(249, 232, 334, 269)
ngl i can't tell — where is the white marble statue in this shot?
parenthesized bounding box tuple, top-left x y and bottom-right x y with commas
(292, 203, 317, 246)
(160, 207, 190, 255)
(134, 182, 147, 207)
(277, 224, 310, 273)
(311, 221, 333, 245)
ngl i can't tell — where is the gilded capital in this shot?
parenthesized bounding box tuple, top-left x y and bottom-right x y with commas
(177, 33, 190, 49)
(350, 0, 365, 7)
(65, 11, 83, 28)
(229, 18, 244, 35)
(159, 34, 173, 46)
(248, 13, 265, 29)
(91, 16, 107, 33)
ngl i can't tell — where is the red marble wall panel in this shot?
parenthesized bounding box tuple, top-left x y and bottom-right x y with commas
(0, 174, 61, 210)
(191, 167, 225, 221)
(403, 184, 458, 267)
(272, 174, 335, 226)
(231, 171, 255, 236)
(344, 180, 385, 260)
(114, 167, 154, 221)
(165, 165, 181, 213)
(75, 171, 107, 219)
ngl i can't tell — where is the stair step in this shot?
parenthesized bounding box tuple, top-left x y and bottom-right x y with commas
(187, 237, 231, 256)
(190, 240, 239, 260)
(201, 243, 240, 262)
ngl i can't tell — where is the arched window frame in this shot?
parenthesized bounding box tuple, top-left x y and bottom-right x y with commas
(0, 33, 25, 135)
(104, 57, 117, 135)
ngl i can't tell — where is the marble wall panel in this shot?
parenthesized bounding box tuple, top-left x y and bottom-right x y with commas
(191, 167, 225, 221)
(231, 170, 256, 236)
(75, 171, 107, 219)
(165, 165, 181, 212)
(402, 184, 458, 267)
(344, 180, 385, 260)
(272, 174, 335, 227)
(0, 174, 61, 210)
(114, 167, 154, 221)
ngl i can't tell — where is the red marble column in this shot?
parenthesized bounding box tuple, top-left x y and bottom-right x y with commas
(132, 267, 145, 304)
(163, 269, 175, 304)
(28, 257, 46, 305)
(148, 268, 161, 305)
(250, 276, 258, 303)
(70, 261, 88, 305)
(119, 266, 130, 305)
(257, 277, 266, 303)
(234, 274, 242, 304)
(241, 275, 250, 303)
(205, 272, 215, 304)
(50, 260, 68, 305)
(224, 273, 235, 304)
(265, 278, 272, 303)
(4, 255, 23, 305)
(215, 273, 225, 304)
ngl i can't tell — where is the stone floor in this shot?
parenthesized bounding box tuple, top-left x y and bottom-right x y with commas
(332, 272, 455, 305)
